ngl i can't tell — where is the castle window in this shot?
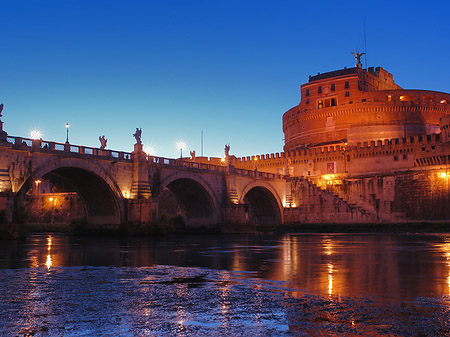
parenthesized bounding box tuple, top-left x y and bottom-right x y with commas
(331, 84, 335, 91)
(400, 95, 414, 102)
(318, 86, 322, 94)
(394, 155, 399, 161)
(403, 154, 407, 160)
(317, 97, 337, 109)
(345, 81, 349, 89)
(306, 99, 310, 104)
(441, 99, 448, 104)
(362, 99, 366, 102)
(387, 95, 392, 101)
(306, 89, 310, 97)
(345, 91, 350, 97)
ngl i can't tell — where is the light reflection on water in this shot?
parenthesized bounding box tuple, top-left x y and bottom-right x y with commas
(2, 233, 450, 301)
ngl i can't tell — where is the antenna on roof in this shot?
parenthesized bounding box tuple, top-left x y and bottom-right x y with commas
(364, 18, 367, 70)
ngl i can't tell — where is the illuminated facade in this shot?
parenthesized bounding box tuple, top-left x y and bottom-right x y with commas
(283, 66, 450, 151)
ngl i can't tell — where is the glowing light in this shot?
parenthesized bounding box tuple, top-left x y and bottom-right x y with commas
(292, 203, 296, 207)
(176, 141, 187, 158)
(30, 129, 42, 139)
(323, 174, 333, 180)
(439, 172, 448, 179)
(441, 99, 448, 104)
(49, 197, 53, 202)
(220, 157, 226, 163)
(122, 190, 131, 199)
(253, 156, 258, 161)
(144, 145, 155, 155)
(176, 141, 186, 150)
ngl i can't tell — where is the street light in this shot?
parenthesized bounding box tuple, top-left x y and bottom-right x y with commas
(65, 123, 70, 144)
(30, 129, 41, 140)
(176, 141, 186, 159)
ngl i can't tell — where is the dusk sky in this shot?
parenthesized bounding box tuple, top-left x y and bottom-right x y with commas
(1, 0, 450, 158)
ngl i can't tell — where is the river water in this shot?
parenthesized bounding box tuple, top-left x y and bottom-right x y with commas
(1, 233, 450, 336)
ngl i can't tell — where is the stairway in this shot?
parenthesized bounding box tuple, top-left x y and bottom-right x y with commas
(305, 177, 380, 222)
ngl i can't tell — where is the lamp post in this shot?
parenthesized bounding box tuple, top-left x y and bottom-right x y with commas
(176, 141, 186, 159)
(65, 123, 70, 144)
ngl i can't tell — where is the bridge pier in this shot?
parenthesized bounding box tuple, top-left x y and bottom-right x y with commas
(131, 144, 152, 199)
(126, 199, 156, 224)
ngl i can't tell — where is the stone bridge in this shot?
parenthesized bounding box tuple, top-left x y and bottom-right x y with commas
(0, 136, 290, 227)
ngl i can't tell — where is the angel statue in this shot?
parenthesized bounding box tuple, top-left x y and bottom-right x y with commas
(133, 128, 142, 145)
(351, 51, 366, 68)
(224, 143, 230, 157)
(190, 150, 196, 161)
(99, 135, 107, 150)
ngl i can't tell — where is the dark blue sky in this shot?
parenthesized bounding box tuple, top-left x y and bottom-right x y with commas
(1, 0, 449, 158)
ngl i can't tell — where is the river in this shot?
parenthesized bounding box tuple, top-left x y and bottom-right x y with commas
(1, 233, 450, 336)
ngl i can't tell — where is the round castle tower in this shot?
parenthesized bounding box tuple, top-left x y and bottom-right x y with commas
(283, 66, 450, 151)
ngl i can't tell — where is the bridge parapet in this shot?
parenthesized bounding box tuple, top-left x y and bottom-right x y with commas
(5, 136, 133, 162)
(148, 156, 226, 173)
(147, 155, 285, 180)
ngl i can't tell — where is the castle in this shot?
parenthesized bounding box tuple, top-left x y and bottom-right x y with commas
(223, 61, 450, 222)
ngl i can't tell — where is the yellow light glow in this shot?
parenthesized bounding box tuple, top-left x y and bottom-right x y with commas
(45, 254, 52, 269)
(254, 157, 258, 161)
(439, 172, 448, 179)
(49, 197, 53, 201)
(292, 203, 296, 208)
(46, 236, 53, 269)
(323, 174, 333, 180)
(122, 190, 130, 199)
(220, 157, 226, 163)
(328, 263, 333, 296)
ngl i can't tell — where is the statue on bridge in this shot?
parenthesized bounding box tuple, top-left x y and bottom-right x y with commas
(190, 150, 196, 161)
(133, 128, 142, 145)
(224, 143, 230, 158)
(99, 135, 107, 150)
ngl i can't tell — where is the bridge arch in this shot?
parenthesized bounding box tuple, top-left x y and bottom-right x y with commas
(15, 157, 125, 225)
(157, 172, 221, 226)
(239, 181, 283, 225)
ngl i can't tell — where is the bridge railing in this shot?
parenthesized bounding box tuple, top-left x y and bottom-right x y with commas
(6, 136, 133, 162)
(148, 155, 226, 173)
(5, 135, 284, 179)
(147, 154, 284, 179)
(234, 168, 284, 180)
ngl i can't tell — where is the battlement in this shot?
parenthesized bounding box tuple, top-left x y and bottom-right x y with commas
(232, 132, 448, 176)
